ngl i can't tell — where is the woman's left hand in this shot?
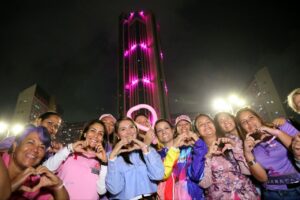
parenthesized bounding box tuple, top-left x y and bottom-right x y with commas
(258, 126, 280, 137)
(95, 143, 107, 163)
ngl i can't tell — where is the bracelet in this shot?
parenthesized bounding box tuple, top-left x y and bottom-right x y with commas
(247, 159, 257, 167)
(67, 143, 74, 153)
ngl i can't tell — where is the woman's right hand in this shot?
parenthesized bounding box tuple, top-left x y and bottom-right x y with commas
(109, 138, 133, 160)
(173, 134, 186, 148)
(243, 133, 260, 161)
(72, 141, 88, 154)
(206, 140, 220, 158)
(12, 167, 36, 192)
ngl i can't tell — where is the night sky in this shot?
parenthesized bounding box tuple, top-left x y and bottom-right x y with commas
(1, 1, 299, 122)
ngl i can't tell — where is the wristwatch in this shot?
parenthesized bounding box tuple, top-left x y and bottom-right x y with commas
(247, 159, 256, 167)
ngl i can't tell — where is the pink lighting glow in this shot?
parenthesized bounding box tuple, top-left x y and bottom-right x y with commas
(142, 77, 151, 84)
(130, 12, 134, 18)
(160, 52, 164, 59)
(124, 43, 148, 57)
(130, 44, 137, 51)
(139, 11, 144, 16)
(131, 79, 139, 86)
(140, 43, 147, 49)
(164, 83, 168, 93)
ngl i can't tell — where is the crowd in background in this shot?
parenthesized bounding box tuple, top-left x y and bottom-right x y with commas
(1, 88, 300, 200)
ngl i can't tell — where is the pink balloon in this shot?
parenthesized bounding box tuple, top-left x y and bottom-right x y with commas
(126, 104, 158, 132)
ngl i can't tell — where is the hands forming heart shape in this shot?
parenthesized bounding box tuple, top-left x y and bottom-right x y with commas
(174, 131, 199, 148)
(71, 140, 107, 162)
(109, 138, 148, 160)
(15, 166, 62, 193)
(211, 138, 235, 155)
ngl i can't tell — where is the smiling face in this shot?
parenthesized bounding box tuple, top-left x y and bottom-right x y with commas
(135, 115, 151, 128)
(84, 123, 105, 149)
(216, 113, 237, 133)
(13, 132, 46, 169)
(155, 121, 174, 145)
(238, 111, 263, 133)
(176, 120, 191, 135)
(117, 119, 138, 141)
(40, 115, 62, 136)
(195, 116, 216, 139)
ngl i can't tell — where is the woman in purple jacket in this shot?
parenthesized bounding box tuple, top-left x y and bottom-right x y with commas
(236, 107, 300, 200)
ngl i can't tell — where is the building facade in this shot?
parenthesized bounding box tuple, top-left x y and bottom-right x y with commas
(13, 84, 58, 124)
(57, 121, 86, 145)
(118, 11, 170, 120)
(244, 67, 286, 121)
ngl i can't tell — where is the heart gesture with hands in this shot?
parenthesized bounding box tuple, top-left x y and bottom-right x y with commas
(16, 166, 63, 193)
(216, 137, 235, 153)
(247, 127, 275, 144)
(12, 167, 37, 192)
(109, 138, 149, 160)
(206, 140, 221, 158)
(256, 126, 280, 137)
(173, 134, 189, 148)
(71, 141, 89, 154)
(181, 131, 199, 147)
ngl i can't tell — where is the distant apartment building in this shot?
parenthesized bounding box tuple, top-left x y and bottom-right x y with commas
(13, 84, 60, 124)
(57, 121, 86, 145)
(243, 67, 286, 121)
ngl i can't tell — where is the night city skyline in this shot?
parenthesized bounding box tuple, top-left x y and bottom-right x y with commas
(1, 1, 299, 123)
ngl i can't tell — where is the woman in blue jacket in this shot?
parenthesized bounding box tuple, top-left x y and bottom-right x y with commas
(105, 117, 164, 199)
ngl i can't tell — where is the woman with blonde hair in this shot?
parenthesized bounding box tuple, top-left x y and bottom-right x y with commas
(287, 88, 300, 114)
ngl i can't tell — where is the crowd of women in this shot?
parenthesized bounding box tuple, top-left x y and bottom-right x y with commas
(1, 88, 300, 200)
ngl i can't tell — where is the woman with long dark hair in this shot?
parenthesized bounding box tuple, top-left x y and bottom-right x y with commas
(105, 117, 164, 199)
(43, 119, 108, 200)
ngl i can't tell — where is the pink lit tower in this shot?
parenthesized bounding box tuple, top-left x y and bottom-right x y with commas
(118, 11, 170, 119)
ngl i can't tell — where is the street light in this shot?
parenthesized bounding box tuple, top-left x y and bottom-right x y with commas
(0, 121, 24, 138)
(213, 98, 233, 113)
(11, 124, 24, 135)
(0, 121, 9, 134)
(212, 94, 246, 114)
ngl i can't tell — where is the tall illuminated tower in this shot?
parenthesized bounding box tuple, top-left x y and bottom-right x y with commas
(118, 11, 169, 119)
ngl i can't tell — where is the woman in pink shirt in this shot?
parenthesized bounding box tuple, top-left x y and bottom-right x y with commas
(55, 119, 108, 200)
(1, 125, 69, 200)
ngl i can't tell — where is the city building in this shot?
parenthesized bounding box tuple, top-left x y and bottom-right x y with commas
(243, 67, 286, 121)
(57, 121, 86, 145)
(118, 11, 170, 120)
(13, 84, 59, 124)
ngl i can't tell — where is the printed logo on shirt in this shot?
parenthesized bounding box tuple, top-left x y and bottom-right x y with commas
(91, 163, 101, 175)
